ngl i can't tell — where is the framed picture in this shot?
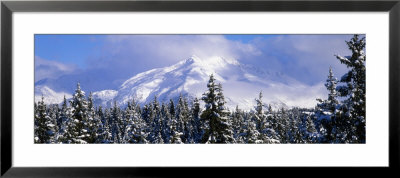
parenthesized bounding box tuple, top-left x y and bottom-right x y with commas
(1, 0, 399, 177)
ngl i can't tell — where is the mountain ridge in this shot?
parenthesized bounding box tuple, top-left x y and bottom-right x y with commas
(35, 55, 325, 111)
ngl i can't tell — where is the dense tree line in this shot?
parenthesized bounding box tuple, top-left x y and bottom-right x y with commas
(34, 35, 365, 144)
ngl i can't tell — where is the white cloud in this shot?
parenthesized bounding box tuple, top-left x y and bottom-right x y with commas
(35, 56, 78, 82)
(91, 35, 260, 67)
(245, 35, 355, 85)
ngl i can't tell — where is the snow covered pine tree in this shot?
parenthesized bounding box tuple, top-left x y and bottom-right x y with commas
(316, 67, 340, 143)
(200, 74, 235, 143)
(335, 35, 366, 143)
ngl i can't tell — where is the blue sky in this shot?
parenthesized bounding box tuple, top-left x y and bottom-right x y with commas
(36, 34, 276, 69)
(224, 34, 279, 43)
(35, 35, 107, 68)
(35, 34, 355, 92)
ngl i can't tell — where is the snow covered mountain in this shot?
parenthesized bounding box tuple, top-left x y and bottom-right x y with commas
(92, 90, 118, 107)
(92, 55, 324, 110)
(34, 85, 72, 104)
(35, 55, 326, 111)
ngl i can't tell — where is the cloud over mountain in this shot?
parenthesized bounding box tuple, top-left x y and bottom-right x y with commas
(36, 55, 326, 111)
(35, 56, 78, 82)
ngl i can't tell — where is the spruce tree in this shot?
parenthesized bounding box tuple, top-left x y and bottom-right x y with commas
(278, 108, 290, 143)
(70, 83, 90, 143)
(254, 91, 266, 131)
(34, 96, 56, 143)
(232, 105, 243, 140)
(316, 67, 340, 142)
(168, 110, 183, 144)
(288, 109, 302, 143)
(131, 105, 149, 143)
(122, 100, 144, 143)
(110, 101, 122, 143)
(47, 104, 59, 143)
(86, 92, 102, 143)
(245, 119, 262, 144)
(97, 106, 111, 143)
(150, 96, 164, 143)
(191, 97, 202, 142)
(175, 94, 187, 135)
(169, 99, 175, 118)
(200, 75, 235, 143)
(264, 108, 279, 142)
(57, 95, 71, 143)
(335, 34, 366, 143)
(161, 103, 172, 142)
(303, 115, 318, 143)
(176, 95, 193, 143)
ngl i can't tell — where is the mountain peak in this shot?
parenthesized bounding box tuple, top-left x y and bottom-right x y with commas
(180, 55, 199, 65)
(182, 55, 240, 68)
(112, 55, 287, 110)
(188, 54, 201, 62)
(35, 55, 322, 110)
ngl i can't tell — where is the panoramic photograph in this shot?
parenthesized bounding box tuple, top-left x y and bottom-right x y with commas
(34, 34, 365, 144)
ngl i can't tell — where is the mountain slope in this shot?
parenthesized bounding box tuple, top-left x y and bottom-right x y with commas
(92, 90, 118, 107)
(34, 86, 72, 104)
(104, 55, 324, 110)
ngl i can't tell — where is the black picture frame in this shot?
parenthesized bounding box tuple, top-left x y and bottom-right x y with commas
(1, 0, 399, 177)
